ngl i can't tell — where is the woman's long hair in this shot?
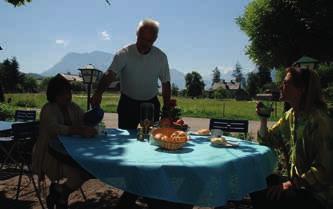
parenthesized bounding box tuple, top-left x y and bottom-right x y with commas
(286, 67, 327, 113)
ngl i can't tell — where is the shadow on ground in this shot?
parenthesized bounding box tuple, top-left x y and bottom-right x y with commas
(0, 191, 34, 209)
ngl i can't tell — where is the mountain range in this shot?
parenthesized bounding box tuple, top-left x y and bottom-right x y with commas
(41, 51, 238, 89)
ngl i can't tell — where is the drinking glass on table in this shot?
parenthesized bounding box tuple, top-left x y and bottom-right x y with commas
(211, 129, 223, 138)
(255, 94, 274, 118)
(139, 103, 155, 140)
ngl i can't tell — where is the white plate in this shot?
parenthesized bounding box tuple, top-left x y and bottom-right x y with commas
(211, 141, 239, 148)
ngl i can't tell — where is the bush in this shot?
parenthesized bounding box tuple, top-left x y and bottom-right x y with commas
(213, 87, 231, 99)
(0, 103, 15, 120)
(323, 86, 333, 102)
(15, 99, 37, 108)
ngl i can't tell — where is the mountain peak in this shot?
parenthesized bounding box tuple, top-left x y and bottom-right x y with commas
(42, 51, 114, 76)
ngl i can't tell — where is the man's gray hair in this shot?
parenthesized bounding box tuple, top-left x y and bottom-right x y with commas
(137, 18, 160, 35)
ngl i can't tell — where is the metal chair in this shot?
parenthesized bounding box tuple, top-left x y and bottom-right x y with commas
(14, 110, 36, 122)
(11, 121, 45, 209)
(209, 118, 249, 139)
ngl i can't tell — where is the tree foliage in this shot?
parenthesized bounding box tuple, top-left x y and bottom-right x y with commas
(237, 0, 333, 68)
(6, 0, 31, 7)
(171, 83, 179, 96)
(246, 72, 260, 98)
(257, 66, 272, 87)
(0, 57, 24, 92)
(21, 75, 38, 92)
(6, 0, 111, 6)
(0, 57, 39, 93)
(212, 67, 221, 85)
(317, 63, 333, 88)
(185, 71, 205, 98)
(232, 62, 244, 83)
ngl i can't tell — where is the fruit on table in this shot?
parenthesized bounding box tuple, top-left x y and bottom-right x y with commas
(154, 133, 163, 140)
(175, 119, 184, 125)
(196, 128, 210, 135)
(211, 137, 227, 145)
(159, 118, 173, 127)
(152, 128, 188, 143)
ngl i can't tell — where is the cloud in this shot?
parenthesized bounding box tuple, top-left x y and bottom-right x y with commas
(100, 31, 110, 40)
(217, 66, 234, 74)
(55, 39, 68, 46)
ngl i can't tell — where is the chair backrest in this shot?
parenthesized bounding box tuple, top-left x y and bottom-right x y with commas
(209, 118, 249, 134)
(12, 121, 39, 142)
(14, 110, 36, 122)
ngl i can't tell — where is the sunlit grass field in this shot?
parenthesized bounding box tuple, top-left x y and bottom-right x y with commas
(4, 93, 285, 121)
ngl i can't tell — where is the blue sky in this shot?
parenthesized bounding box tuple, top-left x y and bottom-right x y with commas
(0, 0, 254, 77)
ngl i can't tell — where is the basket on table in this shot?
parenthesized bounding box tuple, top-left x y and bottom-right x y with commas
(150, 128, 188, 150)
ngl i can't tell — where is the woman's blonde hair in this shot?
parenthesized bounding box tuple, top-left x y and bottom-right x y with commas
(286, 67, 327, 113)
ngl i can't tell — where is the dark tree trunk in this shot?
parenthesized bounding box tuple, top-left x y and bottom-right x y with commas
(0, 84, 4, 103)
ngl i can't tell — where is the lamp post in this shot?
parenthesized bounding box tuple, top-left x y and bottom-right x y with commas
(293, 56, 319, 70)
(78, 64, 103, 110)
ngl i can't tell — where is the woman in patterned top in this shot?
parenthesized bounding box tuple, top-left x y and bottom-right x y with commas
(251, 67, 333, 209)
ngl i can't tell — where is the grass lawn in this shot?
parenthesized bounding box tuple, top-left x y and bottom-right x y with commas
(4, 93, 285, 121)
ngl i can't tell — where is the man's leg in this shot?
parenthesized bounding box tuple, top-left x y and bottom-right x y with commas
(151, 96, 161, 122)
(117, 94, 140, 129)
(116, 95, 140, 209)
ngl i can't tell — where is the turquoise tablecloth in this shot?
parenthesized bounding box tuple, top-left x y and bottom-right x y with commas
(0, 121, 15, 132)
(59, 129, 277, 207)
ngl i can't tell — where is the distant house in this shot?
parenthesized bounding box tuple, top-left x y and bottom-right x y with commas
(58, 73, 120, 91)
(209, 80, 249, 100)
(210, 80, 241, 91)
(58, 73, 83, 82)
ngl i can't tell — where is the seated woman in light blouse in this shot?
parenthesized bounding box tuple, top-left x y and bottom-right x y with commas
(32, 75, 97, 209)
(251, 67, 333, 209)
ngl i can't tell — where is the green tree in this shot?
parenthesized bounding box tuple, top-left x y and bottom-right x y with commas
(232, 62, 244, 82)
(237, 0, 333, 69)
(0, 57, 24, 92)
(21, 75, 38, 92)
(0, 84, 4, 103)
(257, 66, 272, 87)
(6, 0, 31, 6)
(6, 0, 111, 6)
(246, 71, 260, 98)
(317, 63, 333, 88)
(212, 67, 221, 85)
(185, 71, 205, 98)
(38, 77, 52, 92)
(171, 83, 179, 96)
(213, 87, 230, 99)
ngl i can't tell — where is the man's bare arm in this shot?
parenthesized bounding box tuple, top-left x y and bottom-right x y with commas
(162, 81, 171, 107)
(90, 70, 116, 106)
(95, 70, 116, 94)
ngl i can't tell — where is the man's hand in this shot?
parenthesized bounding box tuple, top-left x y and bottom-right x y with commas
(90, 92, 102, 107)
(90, 70, 116, 107)
(266, 180, 294, 200)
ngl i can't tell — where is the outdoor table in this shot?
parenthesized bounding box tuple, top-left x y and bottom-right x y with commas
(0, 121, 15, 133)
(0, 121, 17, 168)
(55, 128, 276, 207)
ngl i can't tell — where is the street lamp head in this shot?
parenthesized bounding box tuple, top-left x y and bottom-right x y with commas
(78, 64, 103, 84)
(293, 56, 318, 70)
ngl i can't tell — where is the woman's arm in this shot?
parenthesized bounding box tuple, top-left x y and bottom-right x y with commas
(257, 111, 290, 149)
(41, 104, 96, 138)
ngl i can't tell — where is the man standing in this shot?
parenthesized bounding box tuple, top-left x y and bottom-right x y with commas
(91, 19, 185, 209)
(91, 19, 171, 129)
